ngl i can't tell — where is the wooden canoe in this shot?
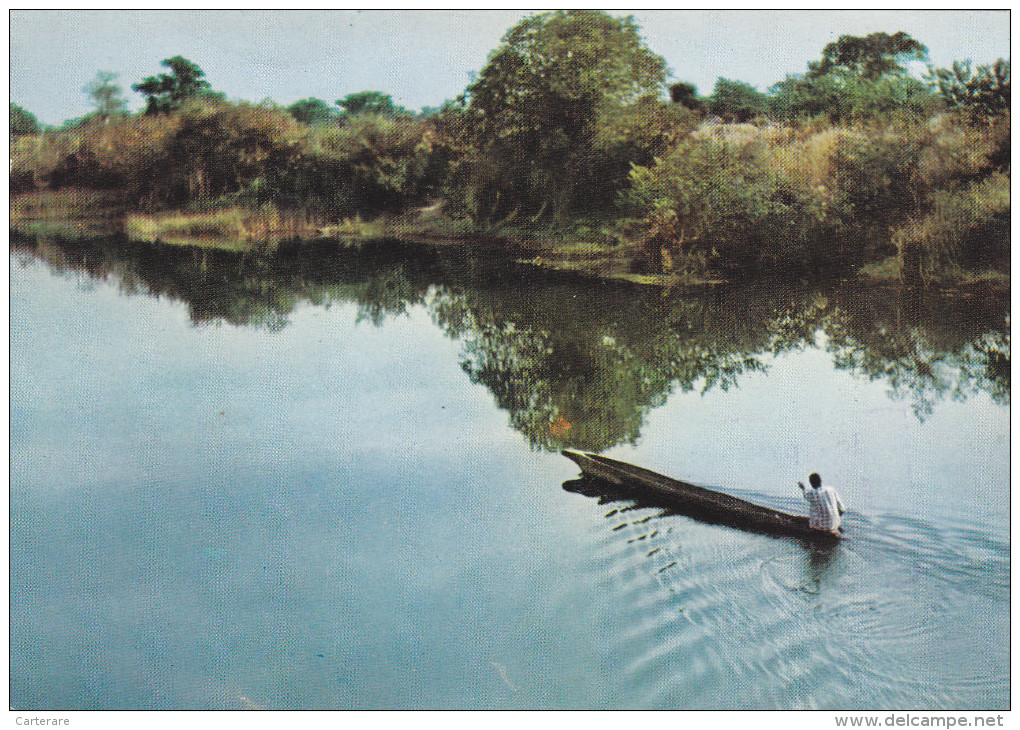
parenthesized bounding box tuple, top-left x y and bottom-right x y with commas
(562, 449, 841, 542)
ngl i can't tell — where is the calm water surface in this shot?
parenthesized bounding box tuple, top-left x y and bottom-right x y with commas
(9, 235, 1009, 710)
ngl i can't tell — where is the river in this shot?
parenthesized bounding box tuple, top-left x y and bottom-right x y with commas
(9, 233, 1010, 710)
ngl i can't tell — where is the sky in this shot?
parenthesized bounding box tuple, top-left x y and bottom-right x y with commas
(9, 9, 1012, 125)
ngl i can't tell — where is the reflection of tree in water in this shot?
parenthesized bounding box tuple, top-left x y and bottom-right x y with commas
(816, 290, 1010, 419)
(430, 284, 772, 450)
(12, 233, 432, 331)
(12, 232, 1009, 450)
(433, 296, 668, 450)
(430, 281, 1008, 447)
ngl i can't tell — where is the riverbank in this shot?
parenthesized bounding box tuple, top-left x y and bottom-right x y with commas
(9, 189, 716, 286)
(9, 188, 1009, 291)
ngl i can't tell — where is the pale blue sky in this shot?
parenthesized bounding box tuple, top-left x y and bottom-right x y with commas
(10, 9, 1011, 125)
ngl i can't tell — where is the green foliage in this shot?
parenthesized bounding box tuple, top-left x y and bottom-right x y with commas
(132, 56, 213, 115)
(769, 74, 842, 120)
(627, 136, 820, 277)
(828, 117, 998, 229)
(844, 75, 938, 121)
(928, 59, 1010, 120)
(771, 70, 936, 123)
(462, 9, 670, 223)
(706, 78, 767, 121)
(772, 32, 935, 124)
(670, 81, 701, 110)
(145, 102, 304, 208)
(829, 129, 927, 226)
(337, 91, 409, 118)
(85, 71, 127, 120)
(808, 31, 928, 80)
(626, 107, 1009, 280)
(9, 93, 451, 220)
(894, 172, 1010, 278)
(287, 97, 339, 125)
(277, 113, 445, 217)
(10, 104, 40, 136)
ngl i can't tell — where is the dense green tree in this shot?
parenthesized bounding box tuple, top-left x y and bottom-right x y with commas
(706, 78, 767, 121)
(10, 104, 40, 136)
(85, 71, 128, 121)
(670, 81, 702, 110)
(337, 91, 408, 117)
(808, 31, 928, 81)
(132, 56, 212, 114)
(772, 32, 934, 122)
(769, 73, 842, 119)
(928, 59, 1010, 119)
(461, 9, 672, 222)
(287, 97, 339, 125)
(770, 72, 934, 123)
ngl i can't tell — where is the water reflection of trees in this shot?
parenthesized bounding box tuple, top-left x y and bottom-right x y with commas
(817, 290, 1010, 418)
(12, 233, 1008, 450)
(13, 233, 434, 332)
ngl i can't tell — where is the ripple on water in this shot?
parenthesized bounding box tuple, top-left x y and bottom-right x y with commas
(575, 499, 1009, 710)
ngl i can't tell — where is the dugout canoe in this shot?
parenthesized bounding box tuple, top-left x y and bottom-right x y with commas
(561, 449, 841, 542)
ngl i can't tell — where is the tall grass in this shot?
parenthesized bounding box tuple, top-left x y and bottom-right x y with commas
(125, 207, 323, 246)
(10, 188, 125, 220)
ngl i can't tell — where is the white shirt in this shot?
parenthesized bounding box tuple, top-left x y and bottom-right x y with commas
(802, 485, 845, 532)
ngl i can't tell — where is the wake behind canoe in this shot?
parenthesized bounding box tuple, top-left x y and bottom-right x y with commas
(561, 449, 841, 542)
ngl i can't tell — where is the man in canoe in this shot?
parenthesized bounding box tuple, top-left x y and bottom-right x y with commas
(799, 473, 846, 534)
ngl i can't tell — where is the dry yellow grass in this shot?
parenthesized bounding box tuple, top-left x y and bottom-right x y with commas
(687, 121, 864, 201)
(125, 207, 323, 246)
(10, 188, 124, 222)
(764, 127, 862, 196)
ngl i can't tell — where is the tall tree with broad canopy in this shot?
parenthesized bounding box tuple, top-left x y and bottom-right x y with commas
(772, 32, 932, 122)
(337, 91, 409, 117)
(133, 56, 212, 115)
(287, 97, 339, 125)
(462, 10, 675, 223)
(808, 31, 928, 81)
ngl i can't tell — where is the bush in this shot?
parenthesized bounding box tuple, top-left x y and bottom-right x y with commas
(629, 135, 791, 276)
(627, 125, 861, 277)
(928, 59, 1010, 121)
(828, 127, 927, 226)
(706, 78, 768, 122)
(10, 104, 41, 136)
(770, 74, 938, 124)
(278, 113, 448, 218)
(625, 109, 1011, 281)
(8, 100, 451, 221)
(894, 172, 1010, 278)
